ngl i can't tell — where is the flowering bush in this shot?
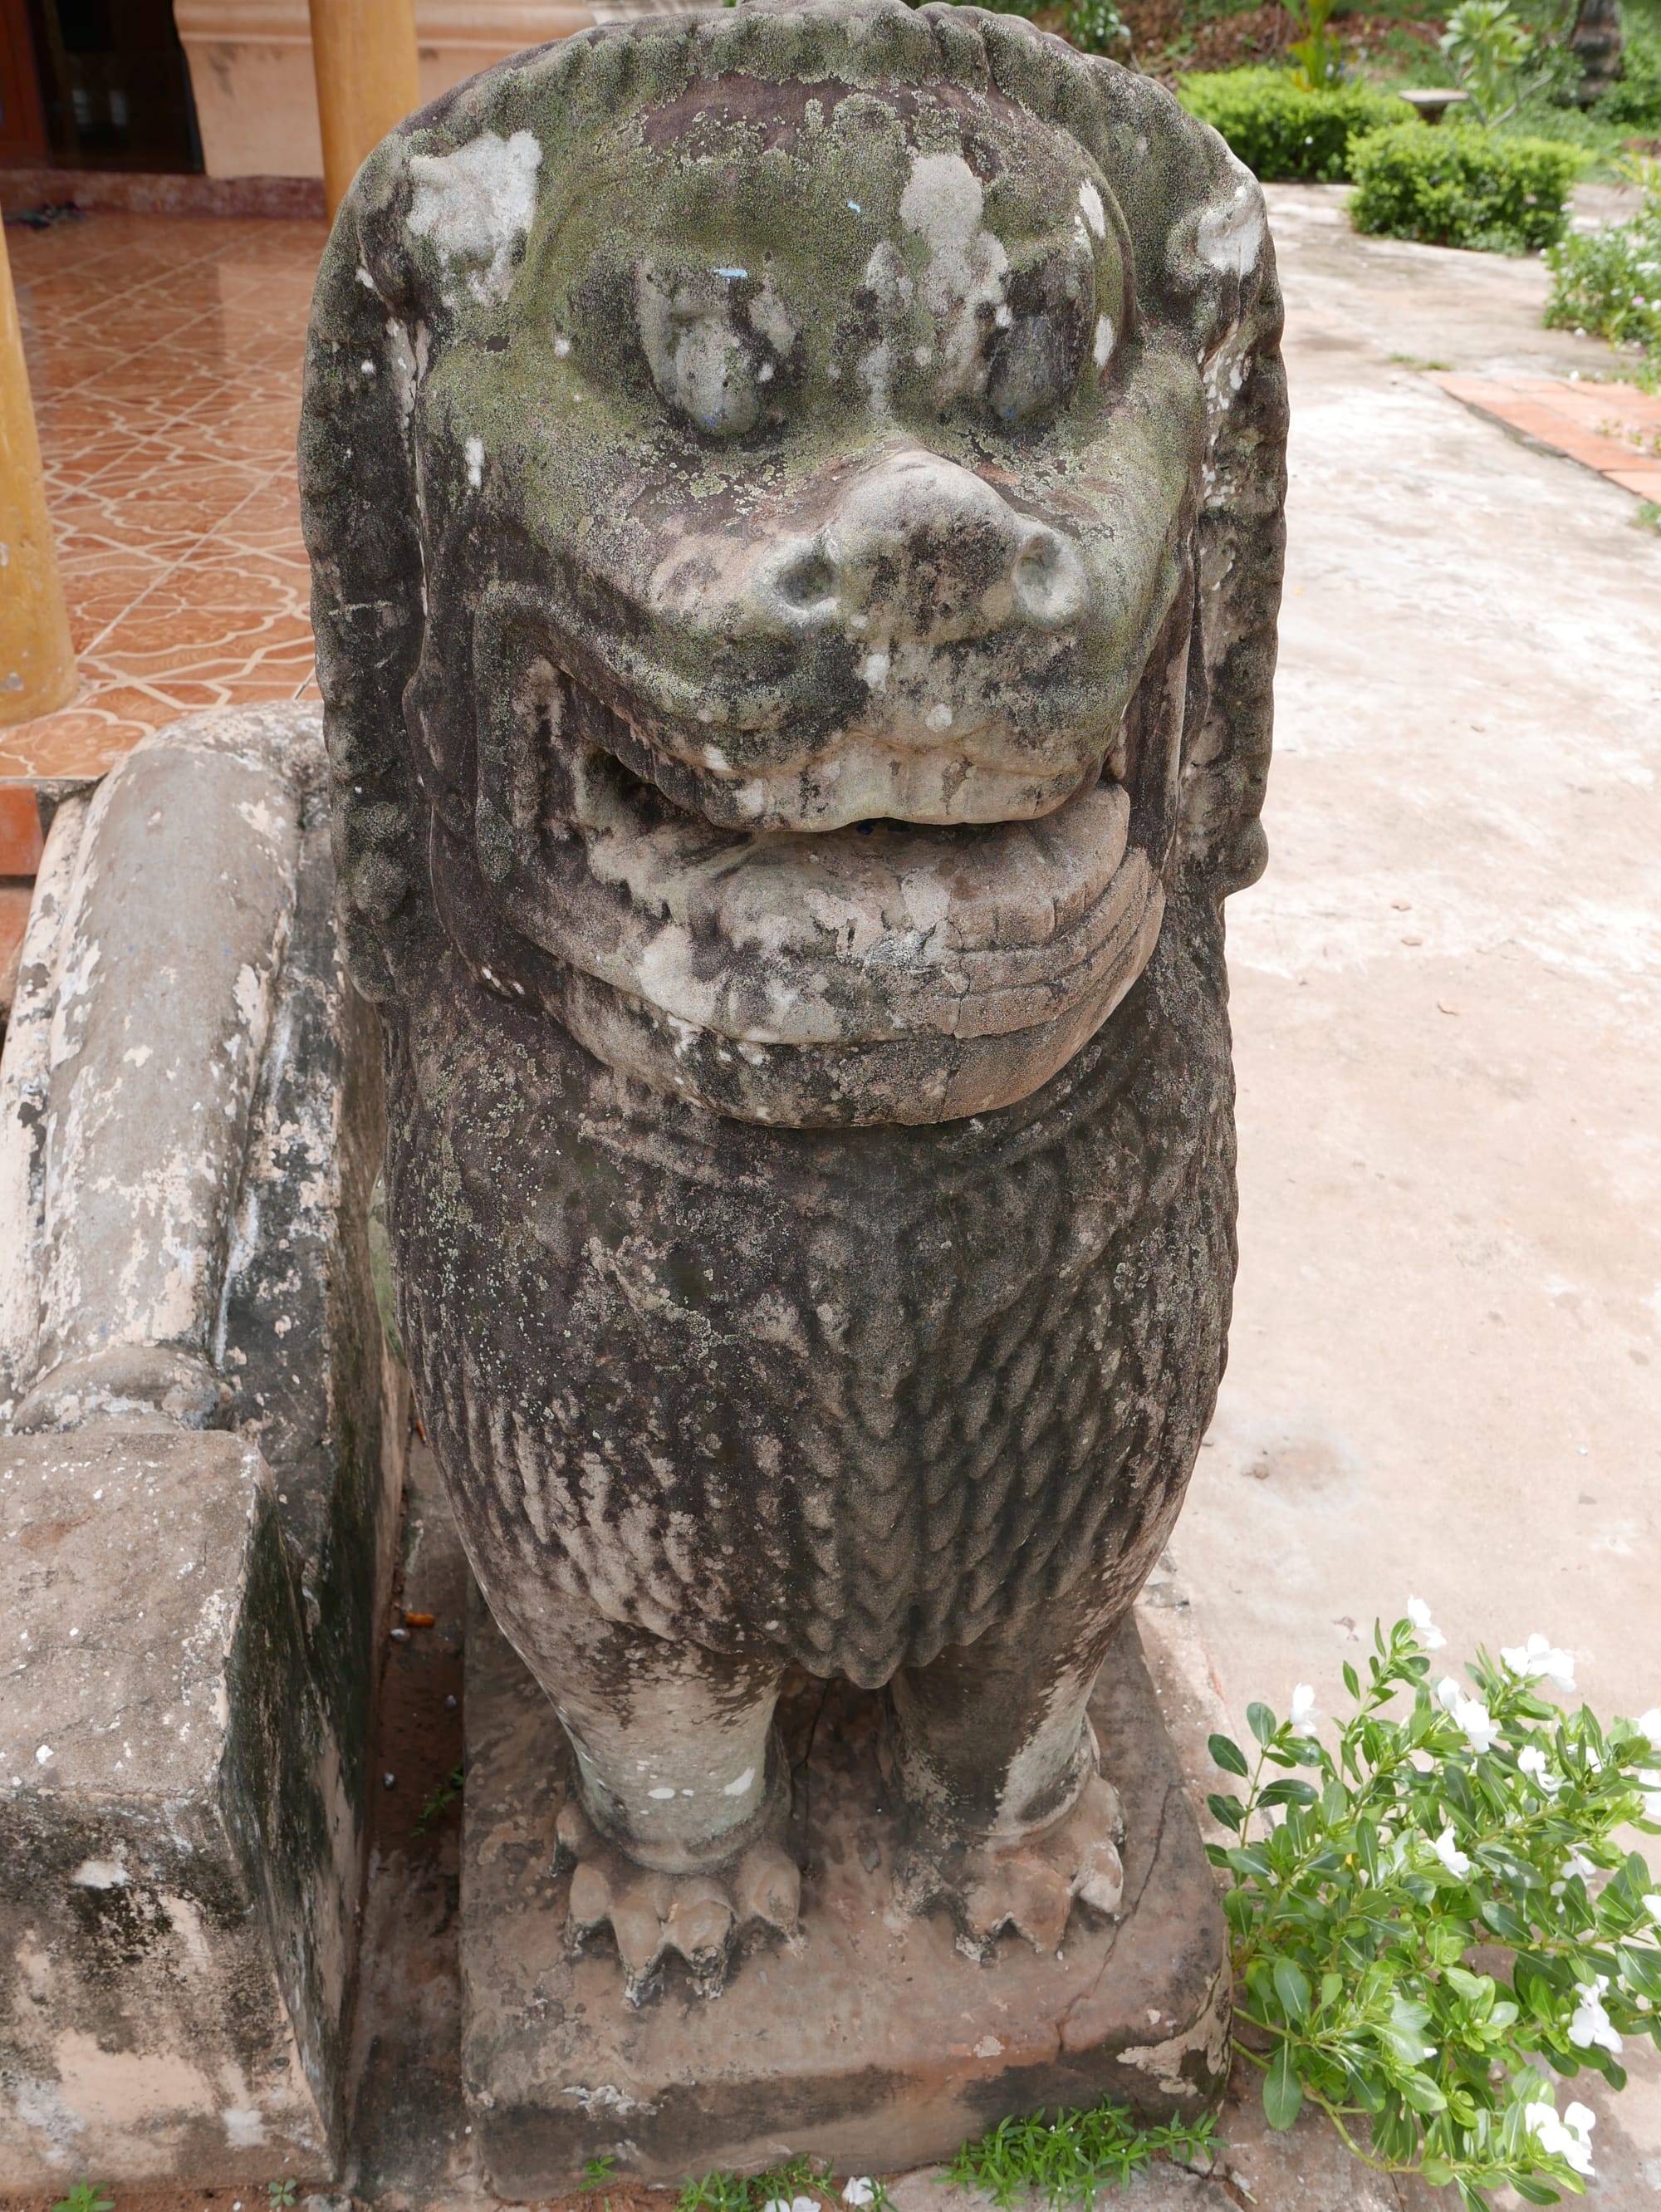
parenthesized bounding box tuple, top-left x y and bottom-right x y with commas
(1545, 155, 1661, 391)
(1208, 1600, 1661, 2206)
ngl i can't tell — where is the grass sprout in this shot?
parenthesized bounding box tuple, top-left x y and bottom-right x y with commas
(943, 2101, 1220, 2206)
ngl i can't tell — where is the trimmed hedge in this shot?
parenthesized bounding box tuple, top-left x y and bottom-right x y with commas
(1347, 125, 1584, 253)
(1178, 68, 1399, 183)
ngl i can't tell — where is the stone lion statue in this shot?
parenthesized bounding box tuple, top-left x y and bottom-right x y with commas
(299, 0, 1285, 2007)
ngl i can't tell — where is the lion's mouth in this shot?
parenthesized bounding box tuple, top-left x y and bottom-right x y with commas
(446, 640, 1172, 1122)
(479, 658, 1158, 1045)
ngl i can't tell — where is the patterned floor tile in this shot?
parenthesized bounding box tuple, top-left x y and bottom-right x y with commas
(2, 211, 326, 779)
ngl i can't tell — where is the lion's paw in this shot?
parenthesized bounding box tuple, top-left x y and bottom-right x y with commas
(556, 1797, 801, 2005)
(895, 1773, 1126, 1962)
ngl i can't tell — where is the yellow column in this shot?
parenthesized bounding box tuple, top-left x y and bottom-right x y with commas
(0, 223, 75, 732)
(309, 0, 422, 223)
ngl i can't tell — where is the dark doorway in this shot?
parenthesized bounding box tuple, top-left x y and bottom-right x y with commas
(8, 0, 202, 172)
(1, 0, 50, 160)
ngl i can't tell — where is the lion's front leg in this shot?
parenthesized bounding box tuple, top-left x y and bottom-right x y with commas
(486, 1576, 801, 2004)
(885, 1587, 1129, 1961)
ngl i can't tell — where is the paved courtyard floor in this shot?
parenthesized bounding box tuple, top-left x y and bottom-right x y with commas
(1173, 182, 1661, 2205)
(2, 182, 1659, 2208)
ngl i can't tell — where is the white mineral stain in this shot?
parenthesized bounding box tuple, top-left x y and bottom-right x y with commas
(898, 151, 1010, 400)
(71, 1860, 127, 1887)
(1078, 181, 1107, 241)
(464, 435, 485, 490)
(1196, 178, 1265, 279)
(405, 129, 542, 303)
(1093, 313, 1115, 370)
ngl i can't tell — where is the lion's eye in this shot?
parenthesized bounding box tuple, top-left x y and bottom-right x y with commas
(982, 254, 1097, 429)
(663, 312, 763, 438)
(634, 261, 790, 440)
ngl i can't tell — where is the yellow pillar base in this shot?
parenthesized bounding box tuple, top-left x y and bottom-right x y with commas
(308, 0, 422, 223)
(0, 224, 76, 733)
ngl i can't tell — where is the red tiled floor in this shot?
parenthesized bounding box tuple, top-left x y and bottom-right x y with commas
(1432, 373, 1661, 499)
(1, 210, 326, 781)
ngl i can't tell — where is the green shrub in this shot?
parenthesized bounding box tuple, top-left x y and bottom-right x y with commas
(1545, 155, 1661, 384)
(1348, 123, 1584, 250)
(1178, 67, 1399, 182)
(1600, 22, 1661, 131)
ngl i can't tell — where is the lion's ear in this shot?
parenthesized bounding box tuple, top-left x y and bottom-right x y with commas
(1174, 170, 1288, 900)
(299, 141, 430, 1003)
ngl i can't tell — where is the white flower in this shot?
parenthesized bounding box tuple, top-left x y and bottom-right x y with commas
(1432, 1822, 1472, 1878)
(1407, 1596, 1448, 1650)
(1564, 1847, 1596, 1881)
(1639, 1768, 1661, 1821)
(1437, 1676, 1463, 1712)
(1447, 1692, 1500, 1755)
(1527, 2095, 1597, 2179)
(843, 2186, 876, 2209)
(1636, 1707, 1661, 1744)
(1517, 1745, 1562, 1793)
(1290, 1683, 1319, 1735)
(1643, 1893, 1661, 1922)
(1500, 1631, 1576, 1691)
(1568, 1975, 1623, 2055)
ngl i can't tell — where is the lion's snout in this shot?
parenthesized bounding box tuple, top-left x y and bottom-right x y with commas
(749, 449, 1089, 647)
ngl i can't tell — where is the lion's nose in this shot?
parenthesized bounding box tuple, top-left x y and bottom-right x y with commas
(752, 452, 1087, 641)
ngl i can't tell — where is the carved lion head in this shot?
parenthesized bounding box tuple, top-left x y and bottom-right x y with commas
(300, 0, 1285, 1126)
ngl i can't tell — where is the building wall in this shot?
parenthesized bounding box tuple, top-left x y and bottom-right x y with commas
(171, 2, 622, 179)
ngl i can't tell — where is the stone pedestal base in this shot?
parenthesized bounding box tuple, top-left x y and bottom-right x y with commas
(461, 1603, 1229, 2200)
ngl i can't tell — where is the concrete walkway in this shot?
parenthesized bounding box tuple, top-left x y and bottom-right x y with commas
(1173, 184, 1661, 2204)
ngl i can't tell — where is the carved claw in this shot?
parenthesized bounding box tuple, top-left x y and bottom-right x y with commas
(898, 1773, 1126, 1963)
(557, 1796, 801, 2005)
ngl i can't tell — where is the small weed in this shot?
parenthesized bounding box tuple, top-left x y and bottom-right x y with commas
(267, 2185, 298, 2209)
(52, 2188, 115, 2212)
(943, 2102, 1219, 2206)
(413, 1759, 464, 1838)
(1636, 498, 1661, 532)
(1389, 354, 1456, 371)
(674, 2155, 894, 2212)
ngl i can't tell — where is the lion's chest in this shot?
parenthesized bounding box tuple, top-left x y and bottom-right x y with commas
(385, 894, 1236, 1685)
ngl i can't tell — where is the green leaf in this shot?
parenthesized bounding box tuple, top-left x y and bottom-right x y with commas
(1481, 1898, 1531, 1945)
(1260, 1778, 1318, 1809)
(1619, 1944, 1661, 2000)
(1356, 1820, 1381, 1884)
(1207, 1793, 1245, 1833)
(1420, 2156, 1454, 2187)
(1262, 2043, 1303, 2131)
(1511, 2180, 1565, 2206)
(1222, 1885, 1256, 1935)
(1208, 1734, 1250, 1778)
(1272, 1959, 1312, 2023)
(1248, 1701, 1277, 1747)
(1343, 1661, 1361, 1702)
(1399, 2071, 1447, 2114)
